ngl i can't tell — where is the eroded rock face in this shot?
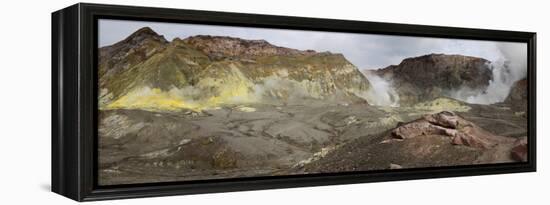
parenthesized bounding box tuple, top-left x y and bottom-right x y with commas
(390, 111, 514, 149)
(505, 78, 528, 111)
(375, 54, 493, 105)
(182, 35, 317, 59)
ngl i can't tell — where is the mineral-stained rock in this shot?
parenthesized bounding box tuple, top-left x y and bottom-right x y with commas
(510, 136, 528, 162)
(99, 27, 373, 110)
(389, 111, 514, 149)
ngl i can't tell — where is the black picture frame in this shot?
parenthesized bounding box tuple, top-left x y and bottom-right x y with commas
(52, 3, 537, 201)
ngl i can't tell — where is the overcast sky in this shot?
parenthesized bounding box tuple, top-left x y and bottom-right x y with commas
(99, 19, 526, 69)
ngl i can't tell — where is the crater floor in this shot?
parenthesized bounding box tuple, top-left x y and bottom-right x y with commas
(98, 101, 527, 185)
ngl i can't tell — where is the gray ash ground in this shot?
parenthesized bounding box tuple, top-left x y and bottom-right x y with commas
(98, 100, 527, 185)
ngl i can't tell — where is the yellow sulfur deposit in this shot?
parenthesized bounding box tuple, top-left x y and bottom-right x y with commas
(196, 67, 258, 108)
(106, 87, 200, 111)
(413, 97, 471, 113)
(106, 67, 259, 111)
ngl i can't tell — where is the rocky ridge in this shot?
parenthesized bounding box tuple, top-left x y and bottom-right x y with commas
(375, 54, 493, 105)
(182, 35, 317, 59)
(99, 27, 372, 111)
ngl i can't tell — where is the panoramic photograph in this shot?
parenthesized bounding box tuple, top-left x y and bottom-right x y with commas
(97, 19, 529, 185)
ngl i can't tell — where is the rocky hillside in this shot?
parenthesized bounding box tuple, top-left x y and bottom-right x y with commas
(375, 54, 493, 105)
(99, 27, 169, 88)
(99, 27, 372, 111)
(505, 78, 528, 111)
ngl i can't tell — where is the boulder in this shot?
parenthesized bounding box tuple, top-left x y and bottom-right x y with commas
(390, 111, 514, 149)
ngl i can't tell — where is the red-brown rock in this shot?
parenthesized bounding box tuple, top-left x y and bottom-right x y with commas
(511, 136, 528, 162)
(390, 111, 514, 149)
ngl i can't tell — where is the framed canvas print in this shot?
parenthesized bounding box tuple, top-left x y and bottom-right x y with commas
(52, 3, 536, 201)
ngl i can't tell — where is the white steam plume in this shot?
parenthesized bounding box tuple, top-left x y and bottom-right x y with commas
(450, 43, 527, 104)
(361, 70, 400, 107)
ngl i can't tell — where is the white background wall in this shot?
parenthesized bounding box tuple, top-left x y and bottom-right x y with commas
(0, 0, 547, 204)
